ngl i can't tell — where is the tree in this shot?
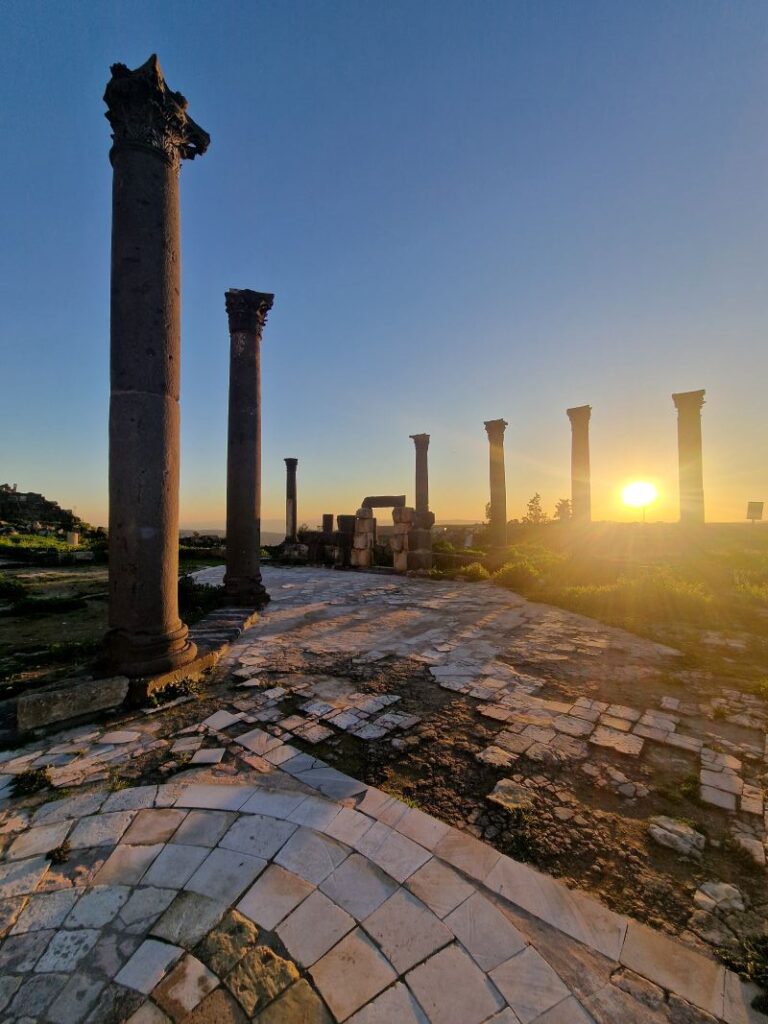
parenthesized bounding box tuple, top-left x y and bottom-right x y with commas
(484, 501, 492, 524)
(522, 493, 548, 525)
(554, 498, 572, 521)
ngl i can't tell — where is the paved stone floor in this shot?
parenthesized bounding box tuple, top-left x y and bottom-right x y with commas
(0, 565, 766, 1022)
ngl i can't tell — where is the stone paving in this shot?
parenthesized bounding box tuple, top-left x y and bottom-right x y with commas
(0, 565, 766, 1022)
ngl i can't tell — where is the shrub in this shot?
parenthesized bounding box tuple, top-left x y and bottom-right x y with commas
(432, 539, 455, 554)
(550, 567, 713, 626)
(493, 559, 542, 593)
(178, 574, 228, 623)
(457, 562, 490, 582)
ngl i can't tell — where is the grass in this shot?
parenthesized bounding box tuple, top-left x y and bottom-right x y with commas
(11, 766, 52, 796)
(0, 533, 88, 553)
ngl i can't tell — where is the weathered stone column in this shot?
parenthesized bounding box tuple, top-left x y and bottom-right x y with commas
(484, 419, 508, 548)
(223, 290, 273, 606)
(672, 390, 706, 525)
(103, 55, 208, 676)
(410, 434, 430, 515)
(566, 405, 592, 523)
(285, 458, 298, 542)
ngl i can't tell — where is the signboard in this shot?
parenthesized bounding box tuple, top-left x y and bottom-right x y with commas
(747, 502, 764, 522)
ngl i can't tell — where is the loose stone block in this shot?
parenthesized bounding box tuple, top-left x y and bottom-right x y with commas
(16, 677, 129, 731)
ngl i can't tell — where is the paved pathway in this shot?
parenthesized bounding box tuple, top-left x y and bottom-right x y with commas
(0, 566, 764, 1023)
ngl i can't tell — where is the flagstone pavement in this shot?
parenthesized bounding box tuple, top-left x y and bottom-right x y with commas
(0, 566, 765, 1023)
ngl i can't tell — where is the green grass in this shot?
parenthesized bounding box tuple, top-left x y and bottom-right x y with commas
(0, 533, 87, 553)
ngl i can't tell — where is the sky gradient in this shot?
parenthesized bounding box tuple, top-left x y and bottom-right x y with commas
(1, 1, 766, 529)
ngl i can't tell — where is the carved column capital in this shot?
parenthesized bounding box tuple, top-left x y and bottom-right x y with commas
(567, 405, 592, 427)
(484, 418, 508, 442)
(672, 390, 706, 414)
(410, 433, 430, 449)
(104, 55, 210, 168)
(225, 290, 274, 335)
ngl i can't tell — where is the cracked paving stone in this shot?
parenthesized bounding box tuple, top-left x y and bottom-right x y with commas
(224, 944, 300, 1016)
(254, 978, 333, 1024)
(152, 953, 219, 1020)
(195, 908, 259, 977)
(46, 970, 106, 1024)
(183, 987, 246, 1023)
(9, 971, 69, 1017)
(64, 884, 130, 928)
(10, 888, 80, 933)
(35, 927, 101, 972)
(152, 891, 230, 949)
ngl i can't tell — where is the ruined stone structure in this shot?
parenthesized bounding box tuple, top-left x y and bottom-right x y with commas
(0, 484, 79, 532)
(673, 389, 706, 525)
(103, 55, 208, 676)
(322, 514, 334, 535)
(223, 289, 273, 606)
(566, 405, 592, 523)
(361, 495, 406, 510)
(390, 505, 416, 572)
(284, 458, 298, 543)
(351, 507, 376, 568)
(484, 419, 508, 549)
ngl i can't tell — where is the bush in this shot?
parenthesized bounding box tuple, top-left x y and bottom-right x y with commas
(457, 562, 490, 582)
(432, 539, 455, 554)
(494, 559, 542, 593)
(551, 567, 713, 626)
(178, 574, 228, 623)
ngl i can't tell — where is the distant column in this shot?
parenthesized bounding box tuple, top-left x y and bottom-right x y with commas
(223, 289, 273, 606)
(322, 514, 334, 535)
(285, 458, 298, 542)
(672, 390, 706, 525)
(103, 55, 209, 676)
(410, 434, 430, 516)
(484, 419, 508, 548)
(566, 405, 592, 523)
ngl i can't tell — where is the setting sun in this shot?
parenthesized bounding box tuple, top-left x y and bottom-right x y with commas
(622, 481, 658, 508)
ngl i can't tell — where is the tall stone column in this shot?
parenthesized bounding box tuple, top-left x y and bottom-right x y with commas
(484, 419, 508, 548)
(410, 434, 430, 516)
(672, 390, 706, 525)
(566, 405, 592, 523)
(103, 56, 209, 676)
(224, 289, 273, 606)
(285, 459, 298, 542)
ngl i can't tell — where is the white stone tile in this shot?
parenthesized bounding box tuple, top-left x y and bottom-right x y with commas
(219, 813, 296, 860)
(102, 786, 158, 813)
(119, 886, 176, 927)
(394, 807, 450, 850)
(433, 829, 501, 884)
(532, 995, 593, 1023)
(32, 792, 105, 826)
(310, 927, 397, 1022)
(201, 710, 243, 730)
(150, 891, 228, 948)
(6, 820, 72, 861)
(115, 938, 184, 994)
(277, 889, 355, 966)
(324, 807, 375, 847)
(10, 889, 80, 934)
(363, 888, 452, 973)
(189, 748, 226, 765)
(405, 859, 475, 919)
(173, 784, 255, 811)
(35, 928, 100, 972)
(357, 821, 432, 883)
(122, 809, 188, 846)
(68, 811, 135, 849)
(275, 827, 349, 884)
(0, 854, 50, 898)
(234, 728, 283, 755)
(92, 844, 163, 885)
(319, 853, 398, 921)
(347, 981, 429, 1023)
(142, 843, 210, 889)
(101, 731, 142, 744)
(445, 892, 527, 971)
(406, 943, 505, 1024)
(286, 795, 340, 831)
(64, 885, 130, 928)
(170, 809, 235, 847)
(237, 863, 315, 930)
(239, 788, 307, 819)
(184, 846, 266, 903)
(489, 947, 570, 1024)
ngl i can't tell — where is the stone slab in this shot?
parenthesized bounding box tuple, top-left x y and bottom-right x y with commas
(16, 676, 129, 732)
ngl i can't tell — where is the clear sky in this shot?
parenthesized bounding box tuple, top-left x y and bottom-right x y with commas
(1, 1, 766, 530)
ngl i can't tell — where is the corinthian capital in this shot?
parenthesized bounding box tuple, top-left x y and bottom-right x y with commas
(104, 55, 210, 166)
(225, 290, 275, 334)
(484, 418, 508, 442)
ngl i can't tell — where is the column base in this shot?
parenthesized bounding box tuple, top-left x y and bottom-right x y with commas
(223, 574, 271, 608)
(103, 621, 197, 678)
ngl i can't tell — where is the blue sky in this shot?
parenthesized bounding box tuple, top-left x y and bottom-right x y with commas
(1, 0, 766, 528)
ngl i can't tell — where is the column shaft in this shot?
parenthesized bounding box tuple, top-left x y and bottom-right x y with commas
(224, 290, 273, 605)
(673, 390, 706, 524)
(484, 419, 508, 548)
(410, 434, 430, 515)
(103, 56, 208, 676)
(566, 406, 592, 523)
(285, 459, 298, 542)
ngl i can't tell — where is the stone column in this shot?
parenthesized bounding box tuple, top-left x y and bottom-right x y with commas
(566, 405, 592, 523)
(223, 289, 273, 606)
(103, 55, 209, 676)
(285, 458, 298, 542)
(672, 390, 706, 525)
(410, 434, 430, 515)
(484, 419, 508, 548)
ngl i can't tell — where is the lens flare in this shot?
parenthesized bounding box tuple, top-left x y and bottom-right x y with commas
(622, 481, 658, 508)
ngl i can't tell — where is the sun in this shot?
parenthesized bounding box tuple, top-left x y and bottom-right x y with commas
(622, 481, 658, 508)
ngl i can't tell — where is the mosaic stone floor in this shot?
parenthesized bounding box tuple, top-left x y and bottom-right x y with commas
(0, 565, 765, 1023)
